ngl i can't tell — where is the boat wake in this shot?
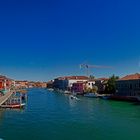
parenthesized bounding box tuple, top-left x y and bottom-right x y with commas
(69, 95, 80, 101)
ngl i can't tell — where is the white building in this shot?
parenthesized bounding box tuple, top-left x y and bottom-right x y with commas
(85, 80, 96, 89)
(53, 76, 89, 90)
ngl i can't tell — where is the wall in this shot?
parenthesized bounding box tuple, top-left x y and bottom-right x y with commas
(116, 80, 140, 96)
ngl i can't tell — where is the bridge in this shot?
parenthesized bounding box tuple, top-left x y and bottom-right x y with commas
(0, 91, 13, 106)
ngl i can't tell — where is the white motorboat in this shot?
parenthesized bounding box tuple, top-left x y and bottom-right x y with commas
(69, 95, 79, 100)
(64, 90, 71, 94)
(84, 93, 98, 98)
(97, 94, 111, 100)
(47, 88, 54, 91)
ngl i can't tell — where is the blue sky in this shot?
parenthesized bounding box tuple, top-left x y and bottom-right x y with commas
(0, 0, 140, 81)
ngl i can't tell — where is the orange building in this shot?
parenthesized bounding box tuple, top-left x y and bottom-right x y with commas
(34, 82, 47, 88)
(15, 81, 28, 89)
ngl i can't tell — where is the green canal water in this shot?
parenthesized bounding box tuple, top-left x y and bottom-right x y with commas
(0, 89, 140, 140)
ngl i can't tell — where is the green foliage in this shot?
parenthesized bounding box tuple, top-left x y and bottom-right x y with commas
(105, 74, 119, 94)
(89, 75, 95, 80)
(84, 86, 98, 93)
(92, 86, 98, 93)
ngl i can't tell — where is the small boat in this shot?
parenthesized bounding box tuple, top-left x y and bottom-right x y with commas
(101, 96, 110, 100)
(64, 90, 71, 94)
(1, 103, 26, 109)
(97, 94, 111, 100)
(47, 88, 54, 91)
(69, 95, 79, 100)
(84, 93, 98, 98)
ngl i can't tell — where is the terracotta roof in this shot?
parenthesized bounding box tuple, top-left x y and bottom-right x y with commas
(56, 76, 89, 80)
(0, 75, 12, 80)
(96, 78, 109, 81)
(0, 75, 7, 79)
(16, 80, 28, 83)
(88, 80, 96, 82)
(119, 73, 140, 81)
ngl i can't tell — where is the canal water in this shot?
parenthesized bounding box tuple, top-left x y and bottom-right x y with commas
(0, 89, 140, 140)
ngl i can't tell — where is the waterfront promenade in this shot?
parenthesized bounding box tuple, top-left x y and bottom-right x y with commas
(0, 91, 13, 106)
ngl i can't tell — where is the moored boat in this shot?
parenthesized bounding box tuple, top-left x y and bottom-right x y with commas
(101, 96, 110, 100)
(84, 93, 98, 98)
(47, 88, 54, 92)
(63, 90, 71, 94)
(1, 103, 26, 109)
(97, 94, 111, 100)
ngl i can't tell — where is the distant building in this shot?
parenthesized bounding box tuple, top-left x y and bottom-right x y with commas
(27, 81, 36, 88)
(47, 80, 54, 88)
(53, 76, 89, 90)
(41, 82, 47, 88)
(15, 81, 28, 89)
(116, 73, 140, 96)
(34, 82, 47, 88)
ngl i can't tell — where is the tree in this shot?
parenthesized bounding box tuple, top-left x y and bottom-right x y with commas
(91, 85, 98, 93)
(84, 86, 98, 93)
(89, 75, 95, 80)
(105, 74, 119, 94)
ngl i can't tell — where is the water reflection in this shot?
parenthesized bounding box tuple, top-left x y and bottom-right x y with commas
(0, 109, 5, 125)
(68, 95, 79, 107)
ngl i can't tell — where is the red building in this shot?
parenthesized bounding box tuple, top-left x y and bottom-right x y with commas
(0, 75, 13, 91)
(71, 82, 85, 94)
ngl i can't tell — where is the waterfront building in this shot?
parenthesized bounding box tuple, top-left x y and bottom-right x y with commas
(116, 73, 140, 96)
(71, 80, 97, 94)
(86, 80, 96, 89)
(34, 82, 47, 88)
(53, 76, 89, 90)
(0, 75, 13, 91)
(53, 76, 109, 94)
(71, 82, 85, 94)
(27, 81, 36, 88)
(46, 80, 54, 88)
(15, 81, 28, 89)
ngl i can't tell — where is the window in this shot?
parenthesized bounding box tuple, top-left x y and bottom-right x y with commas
(130, 84, 132, 89)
